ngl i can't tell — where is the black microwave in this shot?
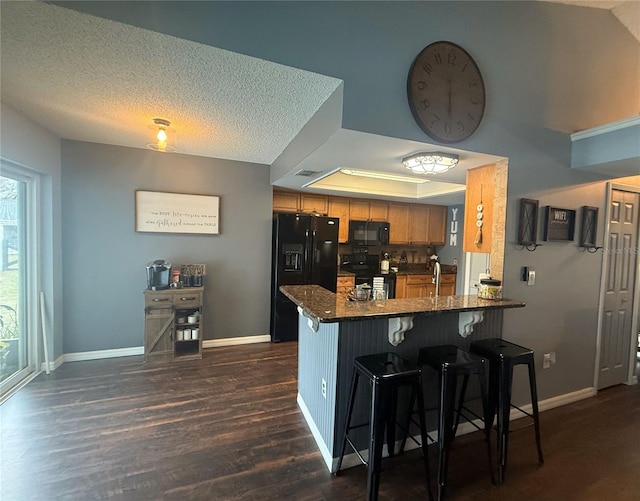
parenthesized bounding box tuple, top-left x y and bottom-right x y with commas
(349, 220, 390, 246)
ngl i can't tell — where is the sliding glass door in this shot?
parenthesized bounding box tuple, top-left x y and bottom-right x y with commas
(0, 169, 36, 397)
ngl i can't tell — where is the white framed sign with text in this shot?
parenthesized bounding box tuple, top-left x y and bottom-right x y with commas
(135, 190, 220, 235)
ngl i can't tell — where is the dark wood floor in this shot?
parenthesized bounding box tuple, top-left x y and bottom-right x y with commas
(1, 342, 639, 500)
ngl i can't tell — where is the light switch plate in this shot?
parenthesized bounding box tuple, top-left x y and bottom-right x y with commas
(527, 270, 536, 286)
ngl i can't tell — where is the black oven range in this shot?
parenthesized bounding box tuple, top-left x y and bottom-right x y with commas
(340, 253, 396, 299)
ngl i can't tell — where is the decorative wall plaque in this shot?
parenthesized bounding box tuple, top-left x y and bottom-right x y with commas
(135, 190, 220, 235)
(543, 206, 576, 241)
(579, 206, 599, 248)
(517, 198, 539, 246)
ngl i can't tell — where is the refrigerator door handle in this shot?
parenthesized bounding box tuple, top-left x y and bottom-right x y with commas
(305, 228, 312, 281)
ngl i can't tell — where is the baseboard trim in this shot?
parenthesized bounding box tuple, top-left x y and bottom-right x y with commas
(64, 346, 144, 363)
(41, 336, 271, 371)
(203, 335, 270, 348)
(297, 393, 334, 472)
(532, 386, 596, 413)
(40, 355, 64, 373)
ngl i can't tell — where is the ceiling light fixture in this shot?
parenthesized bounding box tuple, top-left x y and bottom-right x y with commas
(340, 168, 430, 184)
(402, 152, 459, 174)
(147, 118, 176, 153)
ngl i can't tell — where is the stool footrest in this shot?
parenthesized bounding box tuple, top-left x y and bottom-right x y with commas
(457, 406, 485, 432)
(345, 436, 369, 467)
(510, 403, 534, 420)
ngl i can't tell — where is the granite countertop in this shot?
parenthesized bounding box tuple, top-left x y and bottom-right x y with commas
(280, 284, 524, 323)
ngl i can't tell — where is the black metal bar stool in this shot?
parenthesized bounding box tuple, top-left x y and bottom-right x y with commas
(335, 352, 433, 501)
(470, 338, 544, 483)
(416, 345, 495, 501)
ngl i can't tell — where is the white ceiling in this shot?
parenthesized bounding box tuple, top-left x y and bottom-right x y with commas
(1, 1, 637, 204)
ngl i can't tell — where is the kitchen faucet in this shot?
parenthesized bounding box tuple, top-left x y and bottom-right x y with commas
(431, 254, 441, 297)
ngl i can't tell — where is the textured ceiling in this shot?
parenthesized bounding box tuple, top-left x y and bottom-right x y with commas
(0, 2, 341, 165)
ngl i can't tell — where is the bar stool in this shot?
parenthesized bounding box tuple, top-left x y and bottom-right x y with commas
(417, 345, 495, 501)
(470, 338, 544, 483)
(335, 352, 433, 501)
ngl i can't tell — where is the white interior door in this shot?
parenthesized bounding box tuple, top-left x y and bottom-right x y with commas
(598, 188, 639, 389)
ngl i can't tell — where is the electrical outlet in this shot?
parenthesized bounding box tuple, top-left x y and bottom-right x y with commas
(321, 378, 327, 398)
(543, 352, 556, 369)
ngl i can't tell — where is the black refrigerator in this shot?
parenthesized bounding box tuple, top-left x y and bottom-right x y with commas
(270, 213, 339, 342)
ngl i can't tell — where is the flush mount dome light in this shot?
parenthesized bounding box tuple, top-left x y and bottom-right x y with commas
(147, 118, 177, 153)
(402, 152, 459, 174)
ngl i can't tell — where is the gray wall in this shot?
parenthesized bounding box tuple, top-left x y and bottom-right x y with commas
(49, 2, 640, 403)
(61, 141, 272, 353)
(437, 204, 465, 295)
(0, 102, 64, 362)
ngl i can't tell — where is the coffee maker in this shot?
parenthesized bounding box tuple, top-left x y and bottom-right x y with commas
(146, 259, 171, 290)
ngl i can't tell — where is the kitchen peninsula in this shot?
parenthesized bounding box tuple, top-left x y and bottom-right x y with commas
(280, 284, 524, 472)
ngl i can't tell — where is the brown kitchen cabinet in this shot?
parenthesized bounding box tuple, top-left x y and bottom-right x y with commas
(396, 274, 455, 298)
(349, 199, 389, 221)
(272, 190, 300, 212)
(388, 203, 410, 244)
(428, 205, 447, 245)
(336, 275, 355, 298)
(300, 193, 328, 214)
(408, 204, 447, 245)
(405, 274, 436, 298)
(328, 196, 350, 243)
(349, 199, 370, 220)
(273, 190, 328, 214)
(438, 274, 456, 296)
(274, 190, 446, 245)
(369, 200, 389, 221)
(409, 204, 430, 244)
(144, 288, 203, 362)
(395, 274, 407, 299)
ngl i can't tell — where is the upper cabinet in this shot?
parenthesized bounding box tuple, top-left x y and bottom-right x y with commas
(274, 190, 447, 246)
(328, 196, 350, 243)
(428, 205, 447, 245)
(272, 190, 300, 213)
(388, 203, 410, 244)
(300, 193, 328, 214)
(349, 199, 389, 221)
(389, 203, 446, 245)
(409, 204, 430, 245)
(369, 201, 389, 221)
(273, 190, 328, 215)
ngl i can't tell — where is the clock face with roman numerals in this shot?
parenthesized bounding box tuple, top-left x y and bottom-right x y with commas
(407, 41, 485, 143)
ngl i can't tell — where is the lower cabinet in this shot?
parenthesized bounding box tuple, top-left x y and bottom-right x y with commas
(405, 275, 436, 298)
(144, 288, 203, 362)
(396, 273, 456, 299)
(395, 275, 407, 299)
(438, 274, 456, 296)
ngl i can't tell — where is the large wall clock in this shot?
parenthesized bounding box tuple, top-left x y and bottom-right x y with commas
(407, 41, 486, 143)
